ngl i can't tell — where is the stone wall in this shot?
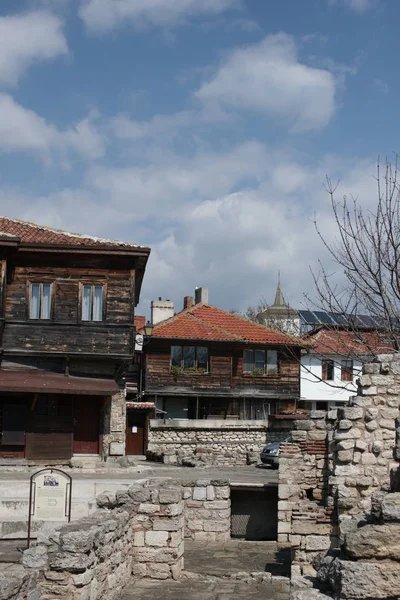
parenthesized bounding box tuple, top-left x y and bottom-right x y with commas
(1, 477, 232, 600)
(4, 479, 184, 600)
(278, 411, 336, 568)
(281, 354, 400, 600)
(102, 390, 126, 459)
(147, 419, 267, 466)
(182, 479, 231, 542)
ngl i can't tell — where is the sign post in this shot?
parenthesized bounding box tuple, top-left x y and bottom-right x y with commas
(27, 468, 72, 548)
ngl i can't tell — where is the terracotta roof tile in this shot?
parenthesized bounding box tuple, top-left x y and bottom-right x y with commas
(0, 216, 149, 250)
(306, 327, 397, 356)
(147, 303, 304, 346)
(134, 315, 146, 330)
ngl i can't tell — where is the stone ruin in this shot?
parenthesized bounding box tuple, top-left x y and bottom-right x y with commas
(278, 353, 400, 599)
(0, 478, 232, 600)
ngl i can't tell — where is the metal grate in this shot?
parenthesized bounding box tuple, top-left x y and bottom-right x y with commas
(231, 487, 278, 540)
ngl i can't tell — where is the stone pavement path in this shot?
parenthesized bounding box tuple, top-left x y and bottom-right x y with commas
(120, 540, 290, 600)
(120, 575, 281, 600)
(184, 539, 291, 578)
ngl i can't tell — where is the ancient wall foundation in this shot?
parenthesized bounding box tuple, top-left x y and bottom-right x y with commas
(0, 477, 231, 600)
(102, 390, 127, 459)
(279, 354, 400, 600)
(147, 419, 267, 466)
(182, 479, 231, 542)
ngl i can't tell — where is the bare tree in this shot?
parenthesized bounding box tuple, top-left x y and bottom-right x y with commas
(308, 158, 400, 356)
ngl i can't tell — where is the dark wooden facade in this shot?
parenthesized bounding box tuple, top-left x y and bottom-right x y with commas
(0, 231, 150, 461)
(143, 338, 301, 419)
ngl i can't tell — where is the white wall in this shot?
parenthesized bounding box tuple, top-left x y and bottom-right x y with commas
(300, 354, 362, 407)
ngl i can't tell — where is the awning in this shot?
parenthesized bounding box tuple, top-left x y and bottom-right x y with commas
(126, 401, 156, 410)
(0, 370, 120, 395)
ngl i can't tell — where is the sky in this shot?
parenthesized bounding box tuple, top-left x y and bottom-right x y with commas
(0, 0, 396, 317)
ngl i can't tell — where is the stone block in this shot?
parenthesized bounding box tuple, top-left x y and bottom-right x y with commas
(133, 531, 145, 547)
(158, 488, 181, 504)
(337, 450, 353, 463)
(382, 493, 400, 521)
(192, 487, 207, 501)
(337, 439, 355, 451)
(203, 520, 229, 532)
(146, 564, 171, 579)
(305, 535, 330, 551)
(338, 420, 352, 431)
(334, 428, 361, 441)
(153, 516, 184, 531)
(145, 531, 169, 547)
(278, 484, 300, 500)
(354, 439, 367, 452)
(346, 523, 400, 560)
(329, 558, 400, 599)
(342, 407, 364, 420)
(307, 430, 327, 441)
(22, 545, 48, 569)
(365, 419, 378, 431)
(206, 486, 215, 500)
(138, 503, 161, 514)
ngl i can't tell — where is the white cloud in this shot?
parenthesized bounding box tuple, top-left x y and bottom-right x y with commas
(195, 33, 336, 132)
(0, 11, 68, 86)
(329, 0, 377, 12)
(79, 0, 241, 34)
(86, 141, 268, 217)
(0, 94, 106, 161)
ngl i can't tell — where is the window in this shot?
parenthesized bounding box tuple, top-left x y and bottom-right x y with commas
(29, 283, 51, 319)
(243, 349, 278, 375)
(322, 359, 334, 381)
(171, 346, 208, 371)
(81, 285, 104, 321)
(341, 359, 353, 382)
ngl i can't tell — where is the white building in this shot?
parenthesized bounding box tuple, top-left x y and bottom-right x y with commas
(300, 329, 362, 411)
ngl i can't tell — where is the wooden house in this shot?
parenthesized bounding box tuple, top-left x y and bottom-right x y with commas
(140, 292, 303, 421)
(0, 217, 150, 464)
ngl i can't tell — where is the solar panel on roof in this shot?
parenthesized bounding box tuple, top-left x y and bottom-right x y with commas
(298, 310, 317, 323)
(314, 311, 335, 325)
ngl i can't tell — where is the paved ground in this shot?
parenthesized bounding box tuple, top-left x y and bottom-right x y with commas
(121, 540, 290, 600)
(121, 575, 285, 600)
(185, 539, 290, 578)
(0, 460, 278, 486)
(0, 540, 25, 563)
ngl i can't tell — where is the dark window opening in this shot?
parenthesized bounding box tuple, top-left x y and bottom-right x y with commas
(243, 349, 278, 375)
(171, 346, 208, 372)
(321, 359, 334, 381)
(341, 359, 353, 382)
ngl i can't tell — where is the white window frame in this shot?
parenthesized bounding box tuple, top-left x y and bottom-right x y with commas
(28, 282, 53, 320)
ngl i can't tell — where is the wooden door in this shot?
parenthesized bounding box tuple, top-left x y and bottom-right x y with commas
(126, 410, 146, 455)
(26, 395, 73, 460)
(73, 396, 100, 454)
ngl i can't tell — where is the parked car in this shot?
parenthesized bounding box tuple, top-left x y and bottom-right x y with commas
(260, 437, 290, 468)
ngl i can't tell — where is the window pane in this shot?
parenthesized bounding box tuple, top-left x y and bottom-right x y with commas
(197, 347, 208, 370)
(267, 350, 278, 374)
(41, 284, 51, 319)
(30, 284, 40, 319)
(243, 349, 253, 372)
(341, 360, 353, 382)
(171, 346, 182, 367)
(322, 359, 334, 381)
(254, 350, 265, 371)
(183, 346, 195, 368)
(82, 285, 92, 321)
(93, 286, 103, 321)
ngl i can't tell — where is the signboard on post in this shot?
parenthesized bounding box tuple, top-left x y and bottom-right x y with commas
(27, 468, 72, 547)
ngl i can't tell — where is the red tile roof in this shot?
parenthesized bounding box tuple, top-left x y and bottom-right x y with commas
(146, 303, 304, 346)
(306, 327, 397, 356)
(134, 315, 146, 330)
(0, 216, 149, 250)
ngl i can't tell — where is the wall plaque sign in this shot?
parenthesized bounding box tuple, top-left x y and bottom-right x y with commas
(27, 468, 72, 547)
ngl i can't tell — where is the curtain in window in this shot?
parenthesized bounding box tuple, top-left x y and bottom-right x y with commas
(30, 284, 40, 319)
(254, 350, 265, 371)
(197, 347, 208, 370)
(41, 284, 51, 319)
(243, 349, 253, 372)
(82, 285, 91, 321)
(93, 286, 103, 321)
(267, 350, 278, 374)
(171, 346, 182, 367)
(183, 346, 195, 368)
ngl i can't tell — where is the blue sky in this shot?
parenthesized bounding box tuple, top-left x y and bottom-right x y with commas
(0, 0, 396, 316)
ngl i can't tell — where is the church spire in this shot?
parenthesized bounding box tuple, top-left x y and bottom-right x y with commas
(273, 281, 286, 307)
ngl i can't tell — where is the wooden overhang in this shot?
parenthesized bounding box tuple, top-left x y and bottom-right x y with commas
(0, 370, 120, 395)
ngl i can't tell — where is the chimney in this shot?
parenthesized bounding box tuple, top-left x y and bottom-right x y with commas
(195, 287, 209, 304)
(183, 296, 194, 310)
(151, 298, 174, 325)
